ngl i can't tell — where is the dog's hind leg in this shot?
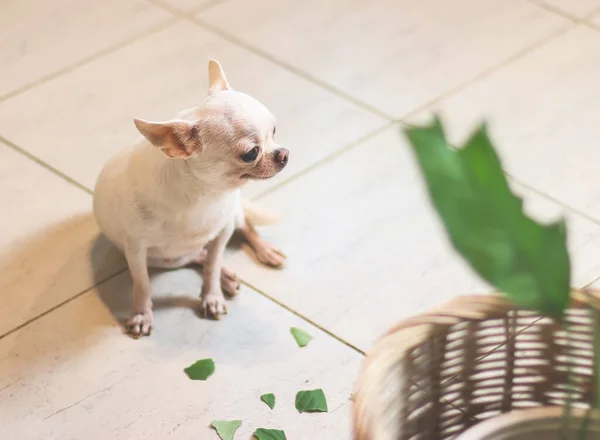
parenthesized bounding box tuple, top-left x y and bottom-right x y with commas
(239, 222, 286, 268)
(236, 200, 286, 268)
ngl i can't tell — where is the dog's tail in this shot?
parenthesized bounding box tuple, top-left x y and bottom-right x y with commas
(242, 200, 279, 226)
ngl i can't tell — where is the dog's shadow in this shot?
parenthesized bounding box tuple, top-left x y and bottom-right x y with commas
(92, 229, 285, 354)
(90, 230, 283, 366)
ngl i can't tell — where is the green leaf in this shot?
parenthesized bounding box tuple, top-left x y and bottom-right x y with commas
(253, 428, 287, 440)
(290, 327, 313, 347)
(260, 393, 276, 409)
(211, 420, 242, 440)
(184, 358, 215, 380)
(295, 389, 328, 413)
(403, 118, 571, 318)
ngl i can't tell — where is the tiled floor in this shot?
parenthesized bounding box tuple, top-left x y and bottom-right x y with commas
(3, 0, 600, 438)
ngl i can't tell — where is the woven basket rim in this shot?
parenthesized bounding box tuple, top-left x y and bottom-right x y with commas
(353, 289, 600, 440)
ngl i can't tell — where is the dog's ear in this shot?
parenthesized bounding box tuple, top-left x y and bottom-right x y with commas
(134, 118, 199, 158)
(208, 59, 231, 94)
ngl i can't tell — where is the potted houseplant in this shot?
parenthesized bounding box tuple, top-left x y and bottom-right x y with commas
(353, 117, 600, 439)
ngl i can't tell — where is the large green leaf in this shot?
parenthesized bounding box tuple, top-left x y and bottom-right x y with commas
(253, 428, 287, 440)
(211, 420, 242, 440)
(403, 118, 570, 318)
(295, 389, 328, 413)
(184, 358, 215, 381)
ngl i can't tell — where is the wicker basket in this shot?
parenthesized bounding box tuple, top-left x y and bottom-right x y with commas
(353, 290, 600, 440)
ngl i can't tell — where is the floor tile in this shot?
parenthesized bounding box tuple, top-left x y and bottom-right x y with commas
(225, 126, 600, 352)
(199, 0, 567, 118)
(0, 144, 124, 337)
(0, 0, 171, 99)
(0, 21, 385, 198)
(0, 271, 361, 440)
(537, 0, 600, 18)
(408, 26, 600, 221)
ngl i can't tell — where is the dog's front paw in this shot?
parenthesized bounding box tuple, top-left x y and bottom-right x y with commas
(201, 292, 228, 320)
(127, 310, 154, 338)
(255, 243, 286, 268)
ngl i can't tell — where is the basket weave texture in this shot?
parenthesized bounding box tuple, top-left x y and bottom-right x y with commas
(353, 291, 600, 440)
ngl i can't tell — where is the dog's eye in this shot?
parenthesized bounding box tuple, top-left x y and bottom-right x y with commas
(272, 126, 276, 137)
(241, 146, 260, 163)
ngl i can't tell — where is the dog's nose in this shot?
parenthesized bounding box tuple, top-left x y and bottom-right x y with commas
(275, 148, 289, 167)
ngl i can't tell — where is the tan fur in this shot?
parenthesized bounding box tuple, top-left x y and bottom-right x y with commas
(242, 200, 279, 226)
(93, 60, 288, 338)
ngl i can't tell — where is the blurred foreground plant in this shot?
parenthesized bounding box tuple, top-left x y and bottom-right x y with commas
(404, 117, 599, 438)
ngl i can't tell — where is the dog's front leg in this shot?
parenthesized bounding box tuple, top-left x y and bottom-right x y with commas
(124, 239, 153, 337)
(201, 222, 235, 319)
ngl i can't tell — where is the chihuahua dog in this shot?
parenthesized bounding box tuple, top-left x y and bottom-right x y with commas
(93, 60, 288, 337)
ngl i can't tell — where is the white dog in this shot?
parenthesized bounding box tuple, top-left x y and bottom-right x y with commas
(93, 60, 288, 337)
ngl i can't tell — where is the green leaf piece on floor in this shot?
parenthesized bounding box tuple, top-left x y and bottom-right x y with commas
(253, 428, 287, 440)
(261, 393, 276, 409)
(184, 358, 215, 381)
(403, 117, 571, 319)
(295, 388, 328, 413)
(290, 327, 313, 347)
(211, 420, 242, 440)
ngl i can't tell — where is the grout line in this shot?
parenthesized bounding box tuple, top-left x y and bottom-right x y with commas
(528, 0, 600, 31)
(0, 135, 94, 196)
(188, 0, 232, 15)
(240, 279, 366, 355)
(398, 22, 576, 122)
(584, 13, 600, 31)
(252, 121, 396, 201)
(191, 8, 577, 126)
(585, 21, 600, 31)
(586, 5, 600, 22)
(188, 17, 395, 121)
(147, 0, 230, 16)
(0, 267, 128, 341)
(148, 0, 393, 120)
(145, 0, 187, 15)
(0, 17, 180, 104)
(583, 274, 600, 289)
(506, 172, 600, 228)
(527, 0, 580, 22)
